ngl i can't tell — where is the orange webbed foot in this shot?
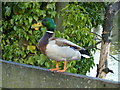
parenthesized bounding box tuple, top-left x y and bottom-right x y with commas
(49, 67, 60, 72)
(57, 69, 66, 72)
(57, 61, 67, 72)
(49, 61, 59, 72)
(49, 60, 67, 72)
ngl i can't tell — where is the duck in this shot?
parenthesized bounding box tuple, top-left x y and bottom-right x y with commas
(32, 18, 90, 72)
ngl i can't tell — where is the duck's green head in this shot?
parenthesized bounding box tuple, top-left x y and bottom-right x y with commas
(31, 18, 56, 31)
(42, 18, 55, 31)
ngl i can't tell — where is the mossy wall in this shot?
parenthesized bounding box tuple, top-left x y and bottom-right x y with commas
(0, 59, 119, 88)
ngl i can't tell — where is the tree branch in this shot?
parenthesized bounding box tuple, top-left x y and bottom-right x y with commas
(109, 1, 120, 14)
(95, 48, 120, 62)
(89, 31, 102, 39)
(109, 54, 120, 62)
(85, 41, 101, 50)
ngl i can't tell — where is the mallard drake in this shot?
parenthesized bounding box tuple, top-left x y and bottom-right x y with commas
(32, 18, 90, 72)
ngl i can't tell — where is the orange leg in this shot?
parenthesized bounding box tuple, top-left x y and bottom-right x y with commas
(49, 61, 60, 72)
(57, 61, 67, 72)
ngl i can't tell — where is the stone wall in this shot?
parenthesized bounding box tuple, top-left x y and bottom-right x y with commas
(0, 59, 119, 88)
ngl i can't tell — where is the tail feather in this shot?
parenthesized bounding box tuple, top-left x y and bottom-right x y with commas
(79, 49, 90, 58)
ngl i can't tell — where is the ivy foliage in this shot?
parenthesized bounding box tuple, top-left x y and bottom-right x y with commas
(55, 3, 96, 74)
(2, 2, 56, 66)
(77, 2, 104, 27)
(2, 2, 104, 75)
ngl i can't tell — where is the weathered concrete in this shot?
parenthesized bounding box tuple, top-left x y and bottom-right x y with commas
(0, 59, 120, 88)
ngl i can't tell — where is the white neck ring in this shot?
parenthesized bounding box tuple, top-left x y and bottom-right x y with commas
(46, 31, 54, 33)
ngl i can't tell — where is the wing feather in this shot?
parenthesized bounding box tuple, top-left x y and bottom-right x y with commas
(50, 38, 83, 50)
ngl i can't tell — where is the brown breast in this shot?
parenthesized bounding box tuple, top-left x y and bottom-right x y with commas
(38, 32, 54, 55)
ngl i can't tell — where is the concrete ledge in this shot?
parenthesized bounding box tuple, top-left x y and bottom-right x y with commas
(0, 59, 120, 88)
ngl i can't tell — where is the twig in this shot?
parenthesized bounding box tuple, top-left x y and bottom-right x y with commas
(89, 31, 102, 38)
(109, 54, 120, 62)
(96, 47, 101, 50)
(85, 41, 101, 50)
(94, 48, 120, 62)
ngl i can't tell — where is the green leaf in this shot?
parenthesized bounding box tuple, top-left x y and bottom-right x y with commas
(47, 3, 55, 10)
(27, 45, 36, 53)
(61, 4, 70, 11)
(28, 16, 33, 24)
(5, 6, 11, 16)
(10, 19, 14, 25)
(45, 62, 50, 68)
(13, 26, 17, 31)
(33, 15, 38, 21)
